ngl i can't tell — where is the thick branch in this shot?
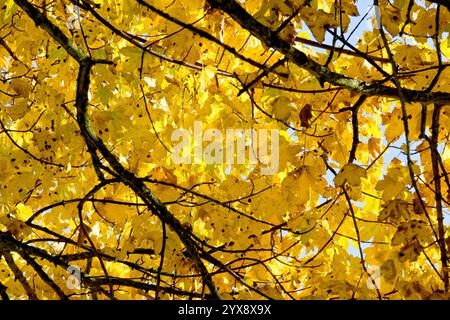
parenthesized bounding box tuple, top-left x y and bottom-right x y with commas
(17, 251, 68, 299)
(85, 276, 215, 299)
(74, 59, 221, 299)
(429, 104, 449, 291)
(137, 0, 284, 75)
(348, 95, 367, 163)
(0, 232, 205, 299)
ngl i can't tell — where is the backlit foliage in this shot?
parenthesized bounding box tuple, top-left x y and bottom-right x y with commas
(0, 0, 450, 300)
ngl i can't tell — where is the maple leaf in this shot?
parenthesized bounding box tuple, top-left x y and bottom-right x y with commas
(378, 199, 410, 223)
(333, 163, 367, 187)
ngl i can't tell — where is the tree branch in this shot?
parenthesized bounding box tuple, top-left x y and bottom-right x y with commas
(14, 0, 87, 62)
(429, 104, 449, 291)
(2, 250, 38, 300)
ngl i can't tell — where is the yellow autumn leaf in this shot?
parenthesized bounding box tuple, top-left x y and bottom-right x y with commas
(15, 203, 33, 221)
(378, 199, 410, 223)
(441, 38, 450, 58)
(10, 78, 32, 97)
(380, 259, 397, 283)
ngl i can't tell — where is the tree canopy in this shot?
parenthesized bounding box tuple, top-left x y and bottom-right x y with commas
(1, 0, 450, 300)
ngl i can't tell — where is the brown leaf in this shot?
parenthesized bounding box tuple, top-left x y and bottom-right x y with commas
(77, 223, 92, 246)
(398, 240, 422, 263)
(299, 104, 312, 127)
(413, 195, 425, 215)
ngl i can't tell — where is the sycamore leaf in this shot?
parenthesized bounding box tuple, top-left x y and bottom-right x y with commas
(77, 223, 92, 246)
(397, 281, 428, 299)
(441, 38, 450, 58)
(381, 6, 402, 37)
(391, 220, 432, 246)
(378, 199, 410, 223)
(375, 166, 407, 201)
(300, 7, 338, 43)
